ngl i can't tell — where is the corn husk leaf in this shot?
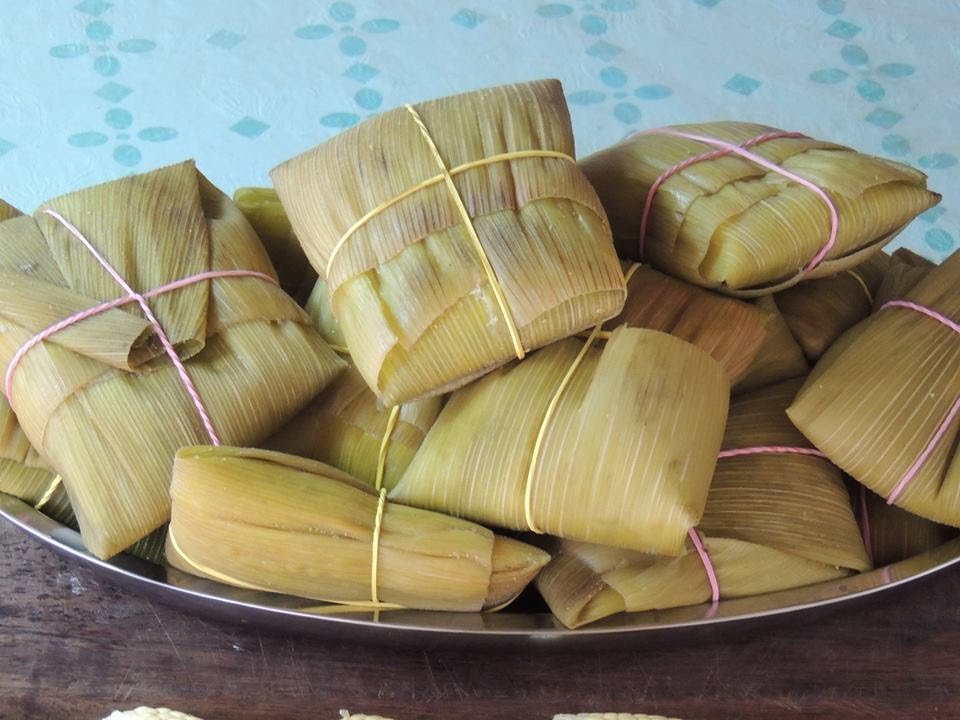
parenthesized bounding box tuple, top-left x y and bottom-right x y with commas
(788, 250, 960, 526)
(391, 327, 728, 555)
(597, 263, 766, 383)
(872, 247, 936, 309)
(263, 363, 443, 491)
(272, 79, 626, 405)
(305, 277, 348, 351)
(773, 252, 889, 361)
(233, 187, 317, 304)
(0, 162, 345, 558)
(579, 121, 940, 295)
(859, 486, 956, 567)
(166, 446, 550, 612)
(733, 296, 809, 393)
(538, 378, 868, 628)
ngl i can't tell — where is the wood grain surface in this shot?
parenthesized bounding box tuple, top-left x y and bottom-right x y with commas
(3, 518, 960, 720)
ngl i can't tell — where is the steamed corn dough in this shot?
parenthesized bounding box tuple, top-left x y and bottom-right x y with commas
(789, 250, 960, 527)
(166, 447, 550, 612)
(0, 162, 345, 558)
(538, 378, 869, 628)
(391, 327, 728, 555)
(579, 122, 940, 293)
(272, 79, 626, 405)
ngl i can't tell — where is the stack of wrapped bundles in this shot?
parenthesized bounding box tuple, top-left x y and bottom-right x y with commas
(537, 379, 871, 628)
(0, 162, 346, 558)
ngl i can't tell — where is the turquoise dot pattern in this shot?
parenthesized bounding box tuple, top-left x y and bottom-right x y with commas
(0, 0, 954, 260)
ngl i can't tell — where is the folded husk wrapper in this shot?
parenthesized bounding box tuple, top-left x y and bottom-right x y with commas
(263, 363, 443, 491)
(272, 79, 626, 405)
(789, 250, 960, 525)
(733, 295, 809, 393)
(166, 446, 550, 612)
(579, 121, 940, 295)
(773, 252, 889, 361)
(0, 162, 345, 558)
(391, 327, 729, 555)
(872, 247, 936, 309)
(597, 263, 766, 383)
(859, 486, 956, 567)
(538, 378, 869, 628)
(305, 277, 347, 351)
(233, 186, 317, 304)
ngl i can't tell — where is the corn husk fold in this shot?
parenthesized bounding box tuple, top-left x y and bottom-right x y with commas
(579, 121, 940, 295)
(872, 247, 936, 309)
(788, 250, 960, 526)
(858, 486, 956, 567)
(599, 263, 766, 383)
(773, 252, 889, 361)
(0, 162, 345, 558)
(391, 327, 729, 555)
(166, 446, 550, 612)
(733, 296, 809, 393)
(233, 187, 317, 304)
(538, 378, 869, 628)
(272, 79, 626, 405)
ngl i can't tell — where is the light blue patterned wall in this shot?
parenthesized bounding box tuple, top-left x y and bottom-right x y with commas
(0, 0, 956, 260)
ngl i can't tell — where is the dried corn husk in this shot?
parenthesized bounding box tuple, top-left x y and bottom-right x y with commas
(233, 186, 317, 304)
(263, 363, 442, 491)
(391, 327, 728, 555)
(305, 277, 347, 351)
(539, 378, 869, 628)
(596, 263, 766, 383)
(166, 446, 550, 612)
(789, 250, 960, 526)
(272, 79, 626, 405)
(858, 486, 956, 567)
(733, 296, 809, 393)
(773, 252, 889, 361)
(872, 247, 936, 309)
(579, 121, 940, 295)
(0, 162, 345, 558)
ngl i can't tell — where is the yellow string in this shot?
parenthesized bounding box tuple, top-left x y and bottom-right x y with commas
(328, 343, 351, 355)
(844, 268, 874, 306)
(33, 474, 62, 511)
(375, 405, 401, 492)
(522, 322, 604, 533)
(370, 487, 388, 605)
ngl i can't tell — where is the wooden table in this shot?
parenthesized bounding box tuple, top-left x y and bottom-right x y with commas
(3, 518, 959, 720)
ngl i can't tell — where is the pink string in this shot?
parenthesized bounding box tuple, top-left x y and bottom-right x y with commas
(634, 128, 840, 278)
(717, 446, 827, 459)
(5, 208, 279, 446)
(858, 484, 875, 567)
(687, 527, 720, 604)
(880, 300, 960, 505)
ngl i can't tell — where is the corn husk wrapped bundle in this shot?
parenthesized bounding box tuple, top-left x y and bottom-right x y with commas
(789, 250, 960, 526)
(579, 121, 940, 296)
(305, 277, 347, 352)
(263, 363, 443, 491)
(272, 79, 626, 406)
(773, 252, 889, 361)
(733, 296, 809, 393)
(872, 247, 936, 309)
(538, 378, 870, 628)
(0, 162, 345, 558)
(233, 187, 317, 305)
(391, 327, 729, 554)
(858, 486, 956, 567)
(166, 446, 550, 612)
(597, 263, 766, 384)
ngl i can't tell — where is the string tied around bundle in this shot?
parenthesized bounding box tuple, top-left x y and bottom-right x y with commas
(634, 128, 840, 286)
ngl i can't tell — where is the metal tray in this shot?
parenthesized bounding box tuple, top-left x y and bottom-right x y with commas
(4, 492, 959, 646)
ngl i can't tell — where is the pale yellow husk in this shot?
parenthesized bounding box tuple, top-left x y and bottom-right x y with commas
(859, 486, 956, 567)
(0, 162, 345, 559)
(597, 263, 766, 383)
(538, 378, 868, 628)
(391, 327, 728, 555)
(263, 363, 443, 491)
(166, 446, 550, 612)
(305, 277, 348, 350)
(233, 186, 317, 304)
(733, 295, 809, 393)
(272, 79, 626, 405)
(773, 251, 890, 361)
(579, 121, 940, 295)
(788, 250, 960, 526)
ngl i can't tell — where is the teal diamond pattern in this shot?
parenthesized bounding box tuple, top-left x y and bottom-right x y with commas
(451, 9, 485, 29)
(95, 82, 132, 103)
(724, 74, 761, 95)
(231, 117, 270, 138)
(207, 30, 245, 49)
(0, 138, 14, 158)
